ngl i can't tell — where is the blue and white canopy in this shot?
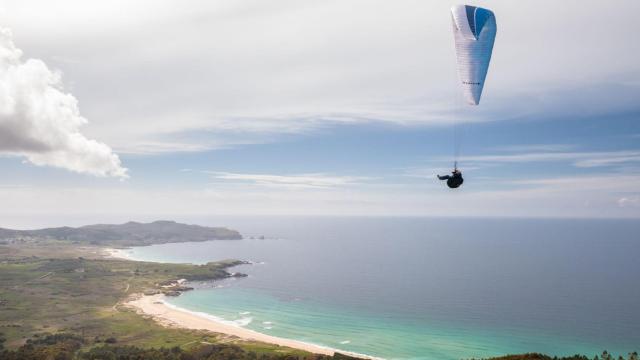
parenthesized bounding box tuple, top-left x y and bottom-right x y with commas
(451, 4, 497, 105)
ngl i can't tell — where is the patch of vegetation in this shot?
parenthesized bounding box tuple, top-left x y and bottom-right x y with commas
(0, 333, 83, 360)
(480, 351, 639, 360)
(0, 332, 361, 360)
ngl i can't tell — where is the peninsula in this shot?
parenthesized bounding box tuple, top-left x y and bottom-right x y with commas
(0, 220, 242, 246)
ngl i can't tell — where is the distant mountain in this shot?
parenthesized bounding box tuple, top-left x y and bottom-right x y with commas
(0, 220, 242, 246)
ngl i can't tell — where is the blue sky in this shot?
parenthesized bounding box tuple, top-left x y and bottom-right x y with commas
(0, 0, 639, 226)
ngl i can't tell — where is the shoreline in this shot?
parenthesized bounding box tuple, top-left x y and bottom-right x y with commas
(108, 246, 374, 359)
(126, 293, 371, 358)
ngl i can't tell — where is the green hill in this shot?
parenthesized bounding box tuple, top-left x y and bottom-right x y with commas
(0, 220, 242, 247)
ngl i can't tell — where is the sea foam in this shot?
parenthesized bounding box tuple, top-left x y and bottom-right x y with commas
(162, 300, 252, 327)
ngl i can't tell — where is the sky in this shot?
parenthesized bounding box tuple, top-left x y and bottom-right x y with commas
(0, 0, 639, 227)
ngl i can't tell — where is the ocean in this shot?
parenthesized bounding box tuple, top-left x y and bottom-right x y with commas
(120, 217, 640, 360)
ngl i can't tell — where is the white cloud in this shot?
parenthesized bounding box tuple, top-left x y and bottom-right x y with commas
(618, 196, 640, 208)
(574, 153, 640, 168)
(405, 149, 640, 179)
(463, 150, 640, 168)
(491, 144, 577, 153)
(0, 27, 127, 177)
(512, 174, 640, 192)
(207, 171, 370, 189)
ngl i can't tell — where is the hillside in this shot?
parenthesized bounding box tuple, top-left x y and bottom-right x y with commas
(0, 220, 242, 246)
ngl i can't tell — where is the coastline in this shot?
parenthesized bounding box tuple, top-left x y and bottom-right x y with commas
(126, 293, 358, 357)
(107, 246, 374, 359)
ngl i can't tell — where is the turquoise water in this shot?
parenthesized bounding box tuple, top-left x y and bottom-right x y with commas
(166, 286, 595, 360)
(123, 217, 640, 359)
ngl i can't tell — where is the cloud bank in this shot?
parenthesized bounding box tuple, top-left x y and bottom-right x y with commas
(0, 27, 127, 177)
(5, 0, 639, 154)
(463, 150, 640, 169)
(208, 171, 369, 189)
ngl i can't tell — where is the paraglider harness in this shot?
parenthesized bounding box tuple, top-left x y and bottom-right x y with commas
(438, 163, 464, 189)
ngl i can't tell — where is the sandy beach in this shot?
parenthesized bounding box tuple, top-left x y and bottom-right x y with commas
(102, 247, 132, 260)
(127, 294, 340, 356)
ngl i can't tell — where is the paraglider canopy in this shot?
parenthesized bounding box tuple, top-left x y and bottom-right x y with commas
(451, 4, 497, 105)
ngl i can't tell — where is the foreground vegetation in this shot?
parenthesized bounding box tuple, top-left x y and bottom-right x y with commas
(1, 334, 636, 360)
(481, 352, 639, 360)
(0, 333, 357, 360)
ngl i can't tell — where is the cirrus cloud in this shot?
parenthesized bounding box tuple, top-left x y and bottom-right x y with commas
(0, 27, 127, 178)
(207, 171, 370, 189)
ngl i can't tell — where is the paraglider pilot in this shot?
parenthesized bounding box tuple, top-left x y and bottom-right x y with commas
(437, 168, 463, 189)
